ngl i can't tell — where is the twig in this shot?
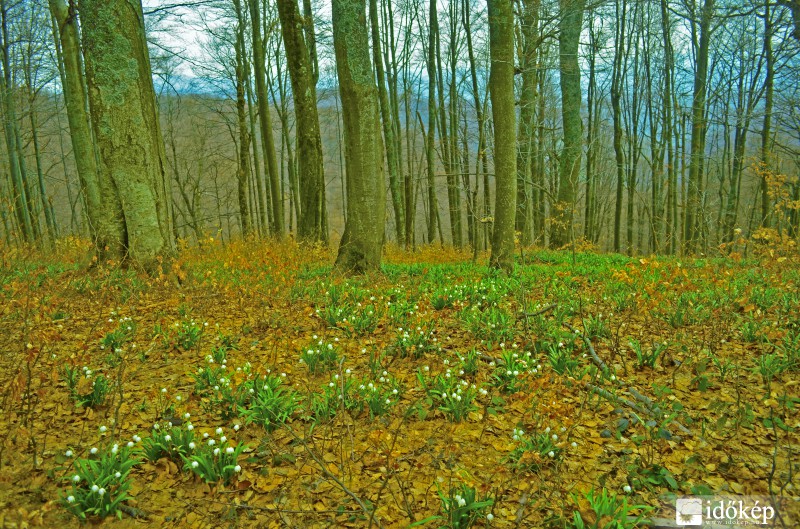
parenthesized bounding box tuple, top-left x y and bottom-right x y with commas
(518, 303, 558, 318)
(283, 423, 384, 529)
(586, 384, 693, 436)
(565, 323, 610, 374)
(119, 504, 150, 519)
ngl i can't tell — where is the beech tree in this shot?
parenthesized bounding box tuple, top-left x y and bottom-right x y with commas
(80, 0, 173, 267)
(332, 0, 386, 273)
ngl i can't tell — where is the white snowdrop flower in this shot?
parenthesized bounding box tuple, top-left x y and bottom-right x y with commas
(184, 412, 191, 419)
(623, 485, 632, 494)
(72, 475, 81, 482)
(133, 435, 141, 443)
(161, 388, 167, 394)
(459, 370, 464, 375)
(513, 370, 519, 376)
(220, 436, 227, 443)
(234, 465, 241, 472)
(164, 435, 172, 442)
(66, 495, 75, 503)
(610, 375, 616, 381)
(424, 365, 430, 372)
(191, 461, 199, 468)
(187, 423, 194, 431)
(385, 398, 391, 404)
(379, 377, 386, 383)
(85, 370, 92, 376)
(90, 447, 98, 455)
(544, 427, 550, 433)
(249, 388, 255, 394)
(345, 369, 351, 374)
(115, 471, 122, 479)
(548, 451, 555, 458)
(208, 439, 215, 446)
(281, 373, 286, 377)
(552, 434, 558, 441)
(561, 426, 566, 432)
(457, 497, 467, 507)
(392, 389, 398, 395)
(216, 427, 223, 435)
(189, 442, 196, 450)
(91, 484, 99, 492)
(571, 442, 578, 448)
(487, 513, 494, 521)
(111, 444, 119, 454)
(213, 448, 220, 456)
(226, 447, 235, 454)
(233, 424, 240, 431)
(176, 395, 182, 401)
(489, 362, 496, 367)
(65, 449, 73, 457)
(153, 423, 160, 430)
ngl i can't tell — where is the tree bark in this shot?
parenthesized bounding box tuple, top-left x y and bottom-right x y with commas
(332, 0, 386, 273)
(277, 0, 326, 242)
(80, 0, 172, 268)
(488, 0, 516, 271)
(551, 0, 585, 248)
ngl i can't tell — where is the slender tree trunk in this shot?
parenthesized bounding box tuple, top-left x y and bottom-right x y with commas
(685, 0, 714, 254)
(248, 0, 283, 235)
(760, 0, 774, 228)
(488, 0, 516, 271)
(233, 0, 252, 236)
(277, 0, 326, 242)
(425, 0, 439, 244)
(551, 0, 585, 248)
(367, 0, 404, 245)
(612, 0, 626, 253)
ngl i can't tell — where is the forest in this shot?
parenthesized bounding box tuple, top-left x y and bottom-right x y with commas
(0, 0, 798, 527)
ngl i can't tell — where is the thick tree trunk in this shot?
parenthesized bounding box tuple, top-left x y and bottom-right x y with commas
(488, 0, 516, 271)
(80, 0, 172, 268)
(332, 0, 386, 273)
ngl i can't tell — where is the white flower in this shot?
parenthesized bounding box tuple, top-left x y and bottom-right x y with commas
(220, 436, 227, 443)
(187, 423, 194, 431)
(90, 447, 98, 455)
(91, 484, 99, 492)
(161, 388, 167, 394)
(233, 424, 240, 431)
(571, 442, 578, 448)
(164, 435, 172, 442)
(127, 441, 134, 447)
(192, 461, 199, 468)
(65, 449, 73, 457)
(133, 435, 141, 443)
(115, 471, 122, 478)
(153, 423, 160, 430)
(216, 427, 223, 435)
(226, 447, 235, 454)
(234, 465, 241, 472)
(111, 444, 119, 454)
(457, 496, 466, 507)
(487, 513, 494, 521)
(548, 451, 555, 458)
(66, 495, 75, 503)
(213, 448, 220, 455)
(623, 485, 632, 494)
(184, 412, 191, 419)
(99, 425, 107, 433)
(552, 434, 558, 441)
(72, 475, 81, 482)
(208, 439, 215, 446)
(189, 442, 196, 449)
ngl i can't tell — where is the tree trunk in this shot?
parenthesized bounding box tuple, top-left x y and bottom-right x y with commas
(80, 0, 172, 268)
(332, 0, 386, 273)
(488, 0, 516, 271)
(277, 0, 326, 242)
(233, 0, 252, 236)
(248, 0, 284, 235)
(551, 0, 585, 248)
(685, 0, 714, 254)
(367, 0, 404, 245)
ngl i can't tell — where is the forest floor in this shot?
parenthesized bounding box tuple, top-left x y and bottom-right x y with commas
(0, 238, 798, 529)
